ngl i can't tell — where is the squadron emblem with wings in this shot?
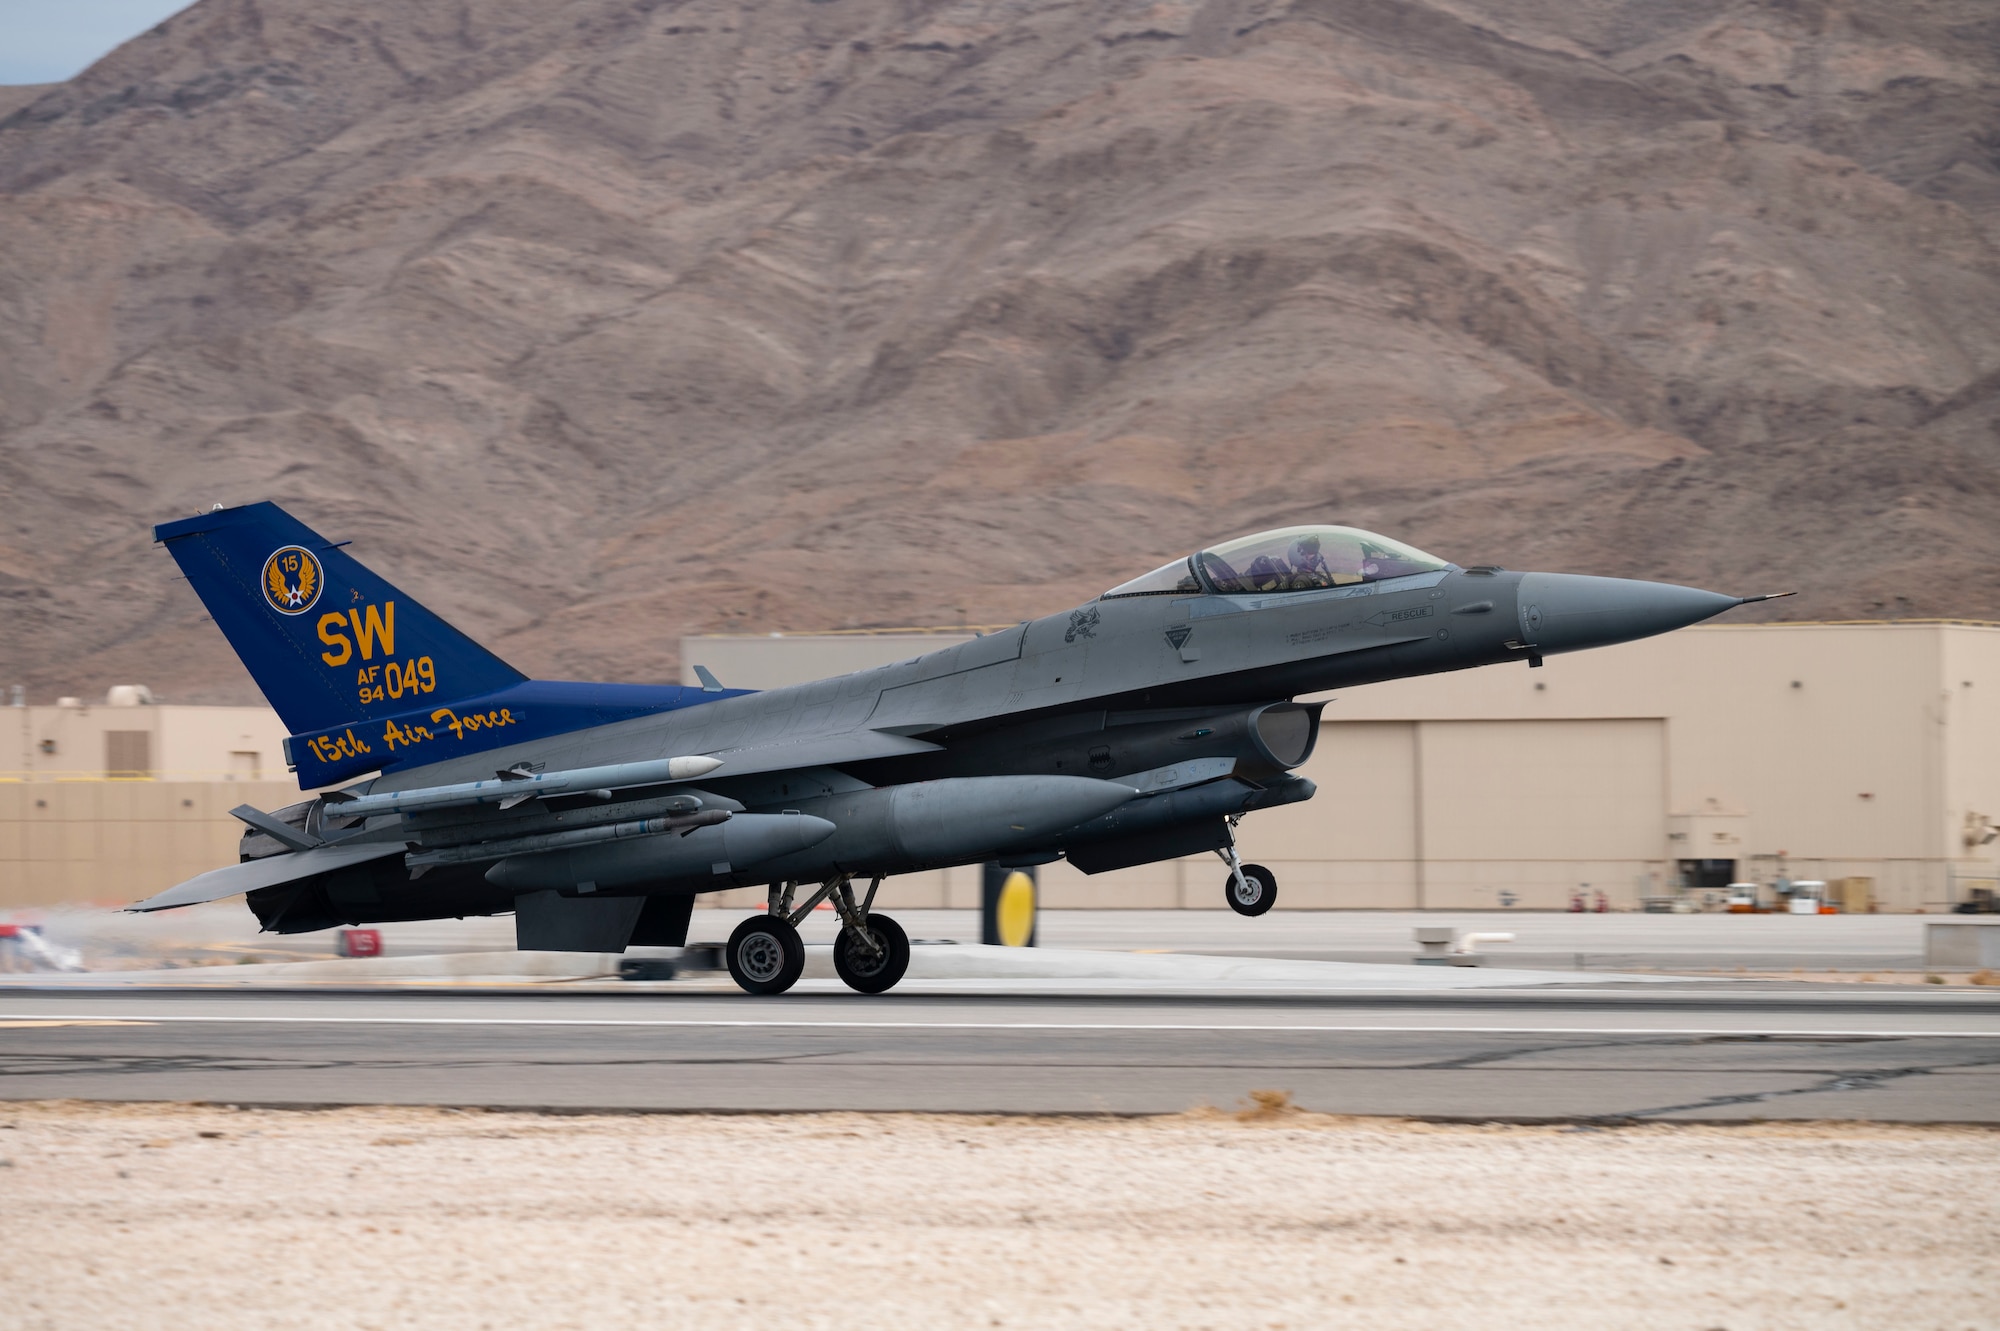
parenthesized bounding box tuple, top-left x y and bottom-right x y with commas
(261, 545, 322, 615)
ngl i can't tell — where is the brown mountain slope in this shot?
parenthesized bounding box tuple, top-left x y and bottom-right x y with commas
(3, 0, 1999, 705)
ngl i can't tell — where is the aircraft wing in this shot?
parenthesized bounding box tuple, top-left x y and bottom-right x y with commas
(698, 727, 945, 775)
(127, 840, 407, 912)
(130, 729, 944, 915)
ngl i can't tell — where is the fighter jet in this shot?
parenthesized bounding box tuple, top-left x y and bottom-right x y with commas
(136, 503, 1786, 993)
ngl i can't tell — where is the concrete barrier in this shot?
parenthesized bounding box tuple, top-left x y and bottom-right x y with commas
(1926, 921, 2000, 969)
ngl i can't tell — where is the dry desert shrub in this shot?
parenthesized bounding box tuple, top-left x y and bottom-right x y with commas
(1236, 1089, 1298, 1121)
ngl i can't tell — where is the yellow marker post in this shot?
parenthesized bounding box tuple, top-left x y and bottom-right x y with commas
(981, 863, 1038, 947)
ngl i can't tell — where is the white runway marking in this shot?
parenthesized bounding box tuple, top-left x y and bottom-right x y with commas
(1, 1013, 1996, 1038)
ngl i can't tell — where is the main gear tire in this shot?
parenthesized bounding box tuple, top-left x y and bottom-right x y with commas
(832, 913, 911, 994)
(727, 914, 806, 995)
(1225, 863, 1278, 917)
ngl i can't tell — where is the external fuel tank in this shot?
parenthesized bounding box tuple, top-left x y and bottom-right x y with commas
(750, 774, 1141, 880)
(484, 812, 837, 892)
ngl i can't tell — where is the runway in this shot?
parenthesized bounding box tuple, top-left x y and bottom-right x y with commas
(4, 986, 1996, 1122)
(38, 904, 1948, 973)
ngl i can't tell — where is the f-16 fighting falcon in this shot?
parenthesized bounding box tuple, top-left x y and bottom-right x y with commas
(136, 503, 1789, 994)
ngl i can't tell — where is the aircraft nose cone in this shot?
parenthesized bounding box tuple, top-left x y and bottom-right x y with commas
(1517, 572, 1740, 656)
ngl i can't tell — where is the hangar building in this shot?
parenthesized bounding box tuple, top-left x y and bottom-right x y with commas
(1, 694, 295, 907)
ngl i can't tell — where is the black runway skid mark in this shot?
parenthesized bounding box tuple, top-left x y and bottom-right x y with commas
(1603, 1050, 2000, 1121)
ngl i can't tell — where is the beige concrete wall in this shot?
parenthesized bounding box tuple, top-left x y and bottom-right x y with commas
(1, 703, 302, 909)
(1940, 630, 2000, 896)
(4, 703, 289, 782)
(1415, 719, 1668, 909)
(0, 779, 300, 908)
(1321, 624, 1999, 908)
(1249, 720, 1421, 909)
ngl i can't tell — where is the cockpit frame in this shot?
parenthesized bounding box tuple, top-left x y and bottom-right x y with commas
(1100, 525, 1456, 601)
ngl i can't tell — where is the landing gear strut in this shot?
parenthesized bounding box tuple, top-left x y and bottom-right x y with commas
(831, 876, 910, 994)
(1218, 827, 1277, 917)
(724, 876, 911, 995)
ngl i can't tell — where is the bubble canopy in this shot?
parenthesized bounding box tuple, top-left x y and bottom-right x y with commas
(1101, 525, 1454, 598)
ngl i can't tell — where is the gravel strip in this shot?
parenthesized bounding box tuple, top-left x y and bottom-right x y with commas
(2, 1101, 1994, 1330)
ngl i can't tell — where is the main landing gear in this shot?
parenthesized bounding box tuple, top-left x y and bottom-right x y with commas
(724, 875, 910, 996)
(725, 911, 804, 995)
(1219, 824, 1277, 917)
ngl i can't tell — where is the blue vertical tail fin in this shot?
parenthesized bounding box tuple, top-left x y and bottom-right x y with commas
(155, 502, 527, 738)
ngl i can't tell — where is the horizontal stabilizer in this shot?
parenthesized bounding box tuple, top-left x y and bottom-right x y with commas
(229, 804, 321, 852)
(127, 840, 407, 912)
(329, 754, 724, 818)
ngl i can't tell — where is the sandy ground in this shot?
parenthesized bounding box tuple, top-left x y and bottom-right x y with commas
(1731, 971, 2000, 987)
(1, 1103, 1995, 1330)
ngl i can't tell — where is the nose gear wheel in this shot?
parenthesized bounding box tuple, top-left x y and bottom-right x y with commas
(1224, 863, 1277, 915)
(1218, 839, 1277, 916)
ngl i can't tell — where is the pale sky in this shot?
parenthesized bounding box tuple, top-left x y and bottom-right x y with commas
(1, 0, 198, 85)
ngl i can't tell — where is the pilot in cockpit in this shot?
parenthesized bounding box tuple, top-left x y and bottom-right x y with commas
(1288, 534, 1331, 584)
(1246, 533, 1338, 591)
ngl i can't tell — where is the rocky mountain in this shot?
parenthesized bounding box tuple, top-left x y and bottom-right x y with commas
(3, 0, 1999, 706)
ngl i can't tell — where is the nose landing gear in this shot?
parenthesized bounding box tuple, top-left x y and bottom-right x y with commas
(1218, 835, 1277, 917)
